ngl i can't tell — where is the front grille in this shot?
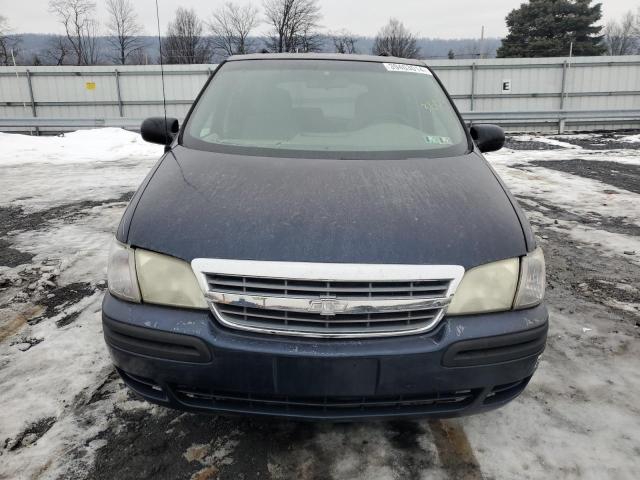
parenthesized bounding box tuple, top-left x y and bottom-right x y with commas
(217, 304, 443, 335)
(172, 385, 479, 416)
(192, 259, 464, 339)
(207, 275, 451, 299)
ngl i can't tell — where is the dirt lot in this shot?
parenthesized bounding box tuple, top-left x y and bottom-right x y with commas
(0, 130, 639, 480)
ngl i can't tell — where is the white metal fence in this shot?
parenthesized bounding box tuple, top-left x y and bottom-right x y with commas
(1, 56, 639, 133)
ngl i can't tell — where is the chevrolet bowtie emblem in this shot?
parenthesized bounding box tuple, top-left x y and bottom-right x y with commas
(308, 297, 347, 316)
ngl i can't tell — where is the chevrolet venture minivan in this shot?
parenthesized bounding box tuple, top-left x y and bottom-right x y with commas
(103, 54, 547, 420)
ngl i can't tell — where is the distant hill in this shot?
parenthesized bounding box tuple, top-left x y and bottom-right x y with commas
(13, 33, 501, 65)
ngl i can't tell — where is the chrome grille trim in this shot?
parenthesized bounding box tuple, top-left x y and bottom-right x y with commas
(206, 275, 451, 299)
(215, 304, 444, 336)
(217, 304, 441, 324)
(191, 259, 465, 339)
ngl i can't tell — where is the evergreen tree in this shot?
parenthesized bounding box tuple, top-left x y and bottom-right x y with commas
(497, 0, 606, 57)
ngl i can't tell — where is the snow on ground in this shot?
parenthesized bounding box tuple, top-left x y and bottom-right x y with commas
(494, 161, 640, 225)
(490, 136, 640, 265)
(620, 133, 640, 143)
(0, 128, 159, 167)
(510, 134, 583, 150)
(0, 130, 161, 479)
(508, 134, 640, 165)
(0, 129, 161, 213)
(0, 129, 639, 480)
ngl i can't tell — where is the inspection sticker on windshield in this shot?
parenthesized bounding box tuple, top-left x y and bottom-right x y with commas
(425, 135, 452, 145)
(383, 63, 432, 75)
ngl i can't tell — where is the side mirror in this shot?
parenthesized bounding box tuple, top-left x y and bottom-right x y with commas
(470, 124, 505, 153)
(141, 117, 179, 146)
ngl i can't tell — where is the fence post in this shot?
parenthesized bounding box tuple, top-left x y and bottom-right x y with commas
(470, 62, 476, 111)
(559, 60, 568, 134)
(114, 69, 124, 117)
(25, 69, 39, 135)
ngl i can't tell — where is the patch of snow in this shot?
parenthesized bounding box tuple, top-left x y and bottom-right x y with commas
(0, 130, 161, 212)
(488, 153, 640, 227)
(0, 297, 109, 476)
(619, 133, 640, 143)
(604, 299, 640, 315)
(511, 135, 582, 149)
(556, 224, 640, 267)
(466, 308, 640, 480)
(0, 128, 162, 167)
(10, 206, 123, 285)
(493, 144, 640, 166)
(508, 195, 640, 268)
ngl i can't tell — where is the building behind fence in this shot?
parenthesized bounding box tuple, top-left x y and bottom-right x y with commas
(0, 56, 639, 133)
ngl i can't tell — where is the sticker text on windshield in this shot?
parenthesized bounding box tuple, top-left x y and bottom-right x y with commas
(383, 63, 432, 75)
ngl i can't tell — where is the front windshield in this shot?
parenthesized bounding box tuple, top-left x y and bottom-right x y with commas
(183, 59, 468, 158)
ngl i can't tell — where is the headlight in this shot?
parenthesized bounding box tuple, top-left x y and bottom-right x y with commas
(514, 247, 545, 309)
(135, 249, 208, 309)
(447, 258, 519, 315)
(447, 248, 545, 316)
(107, 240, 141, 303)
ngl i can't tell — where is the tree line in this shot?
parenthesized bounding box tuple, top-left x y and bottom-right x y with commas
(0, 0, 424, 66)
(1, 0, 639, 67)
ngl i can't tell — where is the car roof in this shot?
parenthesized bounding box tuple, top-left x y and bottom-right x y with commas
(226, 52, 428, 67)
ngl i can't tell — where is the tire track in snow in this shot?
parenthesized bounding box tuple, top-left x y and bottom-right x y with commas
(429, 420, 483, 480)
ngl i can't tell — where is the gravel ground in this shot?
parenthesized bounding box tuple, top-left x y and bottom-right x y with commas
(0, 130, 639, 480)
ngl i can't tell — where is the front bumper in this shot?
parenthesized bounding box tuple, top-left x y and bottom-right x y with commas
(102, 293, 548, 421)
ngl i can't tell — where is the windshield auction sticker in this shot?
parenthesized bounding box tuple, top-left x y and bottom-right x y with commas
(383, 63, 432, 75)
(424, 135, 453, 145)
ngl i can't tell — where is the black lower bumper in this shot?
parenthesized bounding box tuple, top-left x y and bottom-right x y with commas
(102, 293, 548, 421)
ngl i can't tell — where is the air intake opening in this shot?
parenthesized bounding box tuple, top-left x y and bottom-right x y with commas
(104, 317, 212, 363)
(442, 324, 547, 367)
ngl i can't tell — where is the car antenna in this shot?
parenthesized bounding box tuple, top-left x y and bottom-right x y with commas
(154, 0, 170, 151)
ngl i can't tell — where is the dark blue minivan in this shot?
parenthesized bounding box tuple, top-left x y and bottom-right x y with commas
(102, 54, 547, 420)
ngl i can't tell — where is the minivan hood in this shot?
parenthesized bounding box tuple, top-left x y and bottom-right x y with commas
(125, 147, 526, 269)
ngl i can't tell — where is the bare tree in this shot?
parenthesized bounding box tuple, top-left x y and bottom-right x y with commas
(48, 0, 100, 65)
(263, 0, 322, 53)
(128, 47, 149, 65)
(372, 18, 420, 59)
(82, 18, 101, 64)
(0, 15, 21, 66)
(297, 24, 324, 52)
(208, 2, 259, 58)
(603, 10, 639, 55)
(105, 0, 144, 64)
(44, 35, 71, 65)
(459, 39, 491, 59)
(331, 30, 358, 54)
(163, 7, 211, 64)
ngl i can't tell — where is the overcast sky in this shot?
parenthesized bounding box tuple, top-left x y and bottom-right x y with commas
(2, 0, 634, 38)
